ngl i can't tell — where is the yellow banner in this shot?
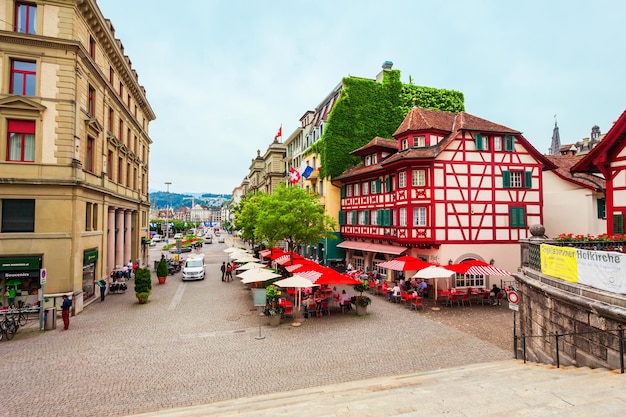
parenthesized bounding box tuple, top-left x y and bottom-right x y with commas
(540, 244, 578, 283)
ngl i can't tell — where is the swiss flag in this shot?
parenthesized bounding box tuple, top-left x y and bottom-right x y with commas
(289, 166, 301, 183)
(274, 126, 282, 139)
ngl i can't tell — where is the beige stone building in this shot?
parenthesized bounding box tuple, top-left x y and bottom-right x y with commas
(0, 0, 155, 313)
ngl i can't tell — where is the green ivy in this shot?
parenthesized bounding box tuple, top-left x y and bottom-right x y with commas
(310, 69, 464, 179)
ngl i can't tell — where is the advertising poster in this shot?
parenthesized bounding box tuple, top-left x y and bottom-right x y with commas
(577, 248, 626, 294)
(540, 244, 578, 283)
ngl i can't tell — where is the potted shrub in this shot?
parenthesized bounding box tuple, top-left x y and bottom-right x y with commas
(156, 257, 168, 284)
(264, 285, 283, 326)
(351, 281, 372, 316)
(134, 267, 152, 304)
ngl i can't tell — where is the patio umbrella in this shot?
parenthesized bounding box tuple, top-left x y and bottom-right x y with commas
(377, 255, 432, 271)
(274, 274, 318, 319)
(465, 265, 512, 276)
(284, 260, 320, 273)
(274, 253, 306, 266)
(236, 262, 265, 271)
(315, 273, 361, 286)
(412, 266, 455, 301)
(224, 247, 245, 254)
(238, 268, 281, 284)
(230, 253, 260, 263)
(259, 247, 285, 258)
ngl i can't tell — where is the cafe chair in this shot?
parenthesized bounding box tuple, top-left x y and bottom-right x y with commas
(479, 291, 491, 305)
(459, 292, 471, 306)
(319, 300, 330, 316)
(283, 305, 294, 319)
(410, 297, 423, 311)
(340, 301, 351, 314)
(445, 293, 460, 307)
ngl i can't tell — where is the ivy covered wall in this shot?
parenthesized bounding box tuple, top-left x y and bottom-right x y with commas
(311, 69, 465, 179)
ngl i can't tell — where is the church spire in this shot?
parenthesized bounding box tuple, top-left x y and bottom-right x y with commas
(549, 115, 561, 155)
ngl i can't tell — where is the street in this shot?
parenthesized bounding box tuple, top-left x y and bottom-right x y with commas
(2, 237, 513, 417)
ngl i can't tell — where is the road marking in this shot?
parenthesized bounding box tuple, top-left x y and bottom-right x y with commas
(168, 282, 186, 311)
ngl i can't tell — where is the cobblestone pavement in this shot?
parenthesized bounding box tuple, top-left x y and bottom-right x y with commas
(3, 239, 514, 417)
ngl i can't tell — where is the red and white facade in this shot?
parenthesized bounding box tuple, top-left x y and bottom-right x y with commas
(335, 107, 555, 278)
(572, 109, 626, 235)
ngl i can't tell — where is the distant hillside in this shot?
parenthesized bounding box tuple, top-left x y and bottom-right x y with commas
(149, 191, 230, 210)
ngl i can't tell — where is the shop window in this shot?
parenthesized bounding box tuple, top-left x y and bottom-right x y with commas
(7, 119, 35, 162)
(14, 2, 36, 34)
(2, 199, 35, 232)
(10, 60, 36, 96)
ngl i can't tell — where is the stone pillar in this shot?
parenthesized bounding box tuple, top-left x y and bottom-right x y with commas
(124, 210, 132, 265)
(115, 209, 124, 268)
(107, 208, 116, 276)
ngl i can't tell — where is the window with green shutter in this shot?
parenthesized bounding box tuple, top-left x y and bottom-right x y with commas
(340, 186, 346, 198)
(504, 135, 515, 151)
(338, 210, 345, 225)
(613, 213, 624, 235)
(475, 133, 484, 150)
(597, 198, 606, 219)
(351, 211, 357, 225)
(384, 209, 391, 226)
(375, 179, 382, 194)
(502, 170, 511, 188)
(524, 171, 532, 189)
(363, 210, 369, 225)
(510, 206, 526, 228)
(385, 177, 392, 193)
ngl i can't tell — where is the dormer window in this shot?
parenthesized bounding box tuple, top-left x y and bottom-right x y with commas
(372, 154, 378, 164)
(401, 138, 409, 150)
(414, 136, 426, 147)
(365, 155, 372, 166)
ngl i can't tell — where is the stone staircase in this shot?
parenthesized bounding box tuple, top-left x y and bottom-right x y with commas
(131, 359, 625, 416)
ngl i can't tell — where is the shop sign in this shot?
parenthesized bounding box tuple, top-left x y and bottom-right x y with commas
(0, 256, 42, 272)
(83, 249, 99, 264)
(0, 270, 39, 279)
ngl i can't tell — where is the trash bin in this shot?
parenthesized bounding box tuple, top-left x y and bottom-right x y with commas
(44, 307, 56, 330)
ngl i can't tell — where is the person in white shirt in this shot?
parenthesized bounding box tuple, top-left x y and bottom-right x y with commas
(338, 290, 351, 310)
(388, 282, 401, 302)
(347, 262, 354, 271)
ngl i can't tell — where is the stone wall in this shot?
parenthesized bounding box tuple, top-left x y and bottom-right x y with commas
(515, 268, 626, 370)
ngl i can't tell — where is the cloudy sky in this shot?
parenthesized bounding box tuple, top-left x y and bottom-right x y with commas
(98, 0, 626, 195)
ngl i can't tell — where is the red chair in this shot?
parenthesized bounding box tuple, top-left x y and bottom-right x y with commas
(459, 292, 471, 306)
(319, 300, 330, 316)
(410, 297, 423, 311)
(446, 293, 459, 307)
(479, 291, 491, 305)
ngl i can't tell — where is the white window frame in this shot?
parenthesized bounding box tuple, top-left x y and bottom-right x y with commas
(510, 171, 523, 188)
(398, 171, 406, 188)
(414, 135, 425, 147)
(370, 210, 377, 225)
(372, 154, 378, 164)
(346, 184, 353, 197)
(399, 207, 407, 226)
(413, 207, 427, 226)
(401, 138, 409, 150)
(354, 183, 360, 196)
(358, 210, 367, 225)
(362, 181, 369, 195)
(412, 169, 425, 187)
(365, 155, 371, 166)
(494, 136, 502, 151)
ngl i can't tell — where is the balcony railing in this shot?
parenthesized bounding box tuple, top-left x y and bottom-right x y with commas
(521, 239, 625, 272)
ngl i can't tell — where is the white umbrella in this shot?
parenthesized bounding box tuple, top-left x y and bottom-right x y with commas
(239, 268, 281, 284)
(274, 274, 318, 320)
(224, 247, 245, 253)
(231, 254, 259, 263)
(412, 266, 455, 302)
(236, 262, 265, 271)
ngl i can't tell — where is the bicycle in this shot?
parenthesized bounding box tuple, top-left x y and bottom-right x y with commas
(0, 313, 19, 341)
(8, 307, 28, 327)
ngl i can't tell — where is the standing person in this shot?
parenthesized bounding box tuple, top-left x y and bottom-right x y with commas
(226, 262, 233, 282)
(489, 284, 501, 306)
(127, 260, 133, 278)
(121, 264, 129, 280)
(97, 279, 106, 302)
(220, 262, 226, 282)
(61, 295, 72, 331)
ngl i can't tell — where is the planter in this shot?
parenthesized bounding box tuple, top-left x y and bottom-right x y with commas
(158, 276, 167, 284)
(356, 305, 368, 316)
(136, 293, 149, 304)
(267, 314, 281, 327)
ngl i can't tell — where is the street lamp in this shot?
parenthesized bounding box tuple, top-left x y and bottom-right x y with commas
(165, 182, 172, 243)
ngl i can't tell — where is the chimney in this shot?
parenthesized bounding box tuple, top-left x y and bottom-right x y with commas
(376, 61, 394, 82)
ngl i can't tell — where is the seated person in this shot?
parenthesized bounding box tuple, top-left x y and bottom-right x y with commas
(489, 284, 502, 305)
(417, 279, 428, 297)
(304, 295, 318, 317)
(388, 282, 401, 302)
(338, 290, 351, 310)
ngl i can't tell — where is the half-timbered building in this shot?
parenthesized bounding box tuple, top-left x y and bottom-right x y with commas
(572, 109, 626, 235)
(335, 107, 555, 284)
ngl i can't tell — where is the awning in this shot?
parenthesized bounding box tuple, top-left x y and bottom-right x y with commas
(336, 241, 407, 255)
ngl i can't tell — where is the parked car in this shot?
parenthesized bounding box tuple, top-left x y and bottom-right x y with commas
(217, 236, 225, 243)
(152, 235, 162, 242)
(204, 235, 213, 244)
(173, 233, 183, 240)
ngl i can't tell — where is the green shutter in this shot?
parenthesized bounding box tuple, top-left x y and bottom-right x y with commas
(524, 171, 533, 188)
(475, 134, 484, 150)
(351, 211, 357, 225)
(613, 213, 624, 235)
(385, 177, 391, 193)
(510, 207, 526, 228)
(338, 210, 345, 225)
(597, 198, 606, 219)
(502, 170, 511, 188)
(363, 210, 369, 225)
(375, 179, 382, 194)
(340, 185, 346, 198)
(504, 135, 515, 151)
(384, 209, 391, 226)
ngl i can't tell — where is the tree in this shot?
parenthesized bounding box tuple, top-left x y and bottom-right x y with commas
(254, 185, 336, 264)
(233, 192, 265, 246)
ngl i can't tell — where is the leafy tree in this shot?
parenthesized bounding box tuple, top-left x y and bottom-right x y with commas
(254, 185, 336, 264)
(233, 192, 265, 245)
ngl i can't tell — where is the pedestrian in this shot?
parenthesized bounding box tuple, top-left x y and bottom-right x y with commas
(97, 279, 106, 302)
(220, 262, 226, 281)
(226, 262, 233, 282)
(61, 295, 72, 330)
(127, 260, 133, 278)
(489, 284, 502, 306)
(121, 264, 129, 280)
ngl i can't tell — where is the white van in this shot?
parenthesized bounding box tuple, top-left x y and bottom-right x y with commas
(182, 254, 205, 281)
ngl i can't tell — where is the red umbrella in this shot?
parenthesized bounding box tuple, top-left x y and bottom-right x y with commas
(315, 273, 361, 286)
(284, 260, 320, 273)
(445, 259, 490, 274)
(274, 253, 306, 265)
(377, 255, 432, 271)
(260, 247, 286, 259)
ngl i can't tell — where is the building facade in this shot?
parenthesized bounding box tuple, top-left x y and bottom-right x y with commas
(335, 107, 554, 283)
(0, 0, 155, 312)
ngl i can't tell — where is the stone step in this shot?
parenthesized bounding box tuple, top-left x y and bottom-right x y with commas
(130, 360, 625, 417)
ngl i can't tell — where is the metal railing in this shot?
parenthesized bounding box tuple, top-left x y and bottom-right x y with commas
(515, 326, 625, 373)
(521, 239, 625, 271)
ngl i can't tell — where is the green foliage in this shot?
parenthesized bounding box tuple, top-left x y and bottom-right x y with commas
(351, 280, 372, 306)
(157, 258, 168, 277)
(233, 192, 266, 244)
(254, 185, 336, 255)
(265, 284, 280, 302)
(134, 267, 152, 296)
(311, 69, 465, 179)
